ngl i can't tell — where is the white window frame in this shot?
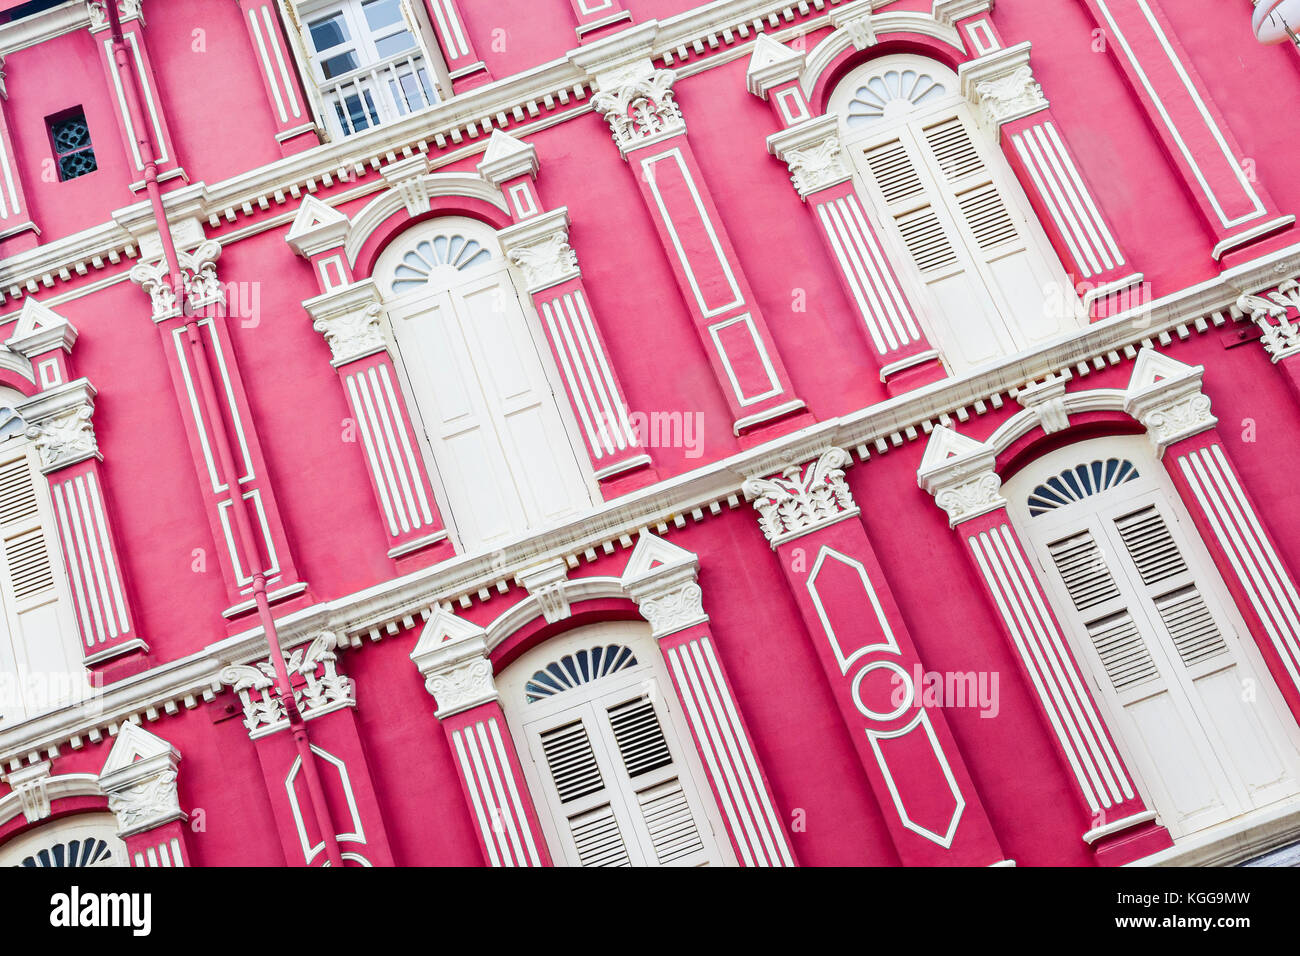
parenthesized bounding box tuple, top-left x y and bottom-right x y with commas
(497, 621, 735, 867)
(283, 0, 452, 141)
(374, 217, 599, 553)
(830, 54, 1085, 374)
(1006, 435, 1300, 839)
(0, 399, 88, 731)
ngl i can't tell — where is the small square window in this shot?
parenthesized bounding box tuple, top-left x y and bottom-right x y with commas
(47, 109, 97, 182)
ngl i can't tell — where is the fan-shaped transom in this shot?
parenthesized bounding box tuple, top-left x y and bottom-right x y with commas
(18, 838, 115, 867)
(844, 68, 949, 128)
(389, 233, 494, 294)
(1028, 458, 1140, 516)
(525, 644, 639, 703)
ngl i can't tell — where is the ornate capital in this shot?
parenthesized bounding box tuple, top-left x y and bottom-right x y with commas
(959, 43, 1048, 127)
(1124, 348, 1217, 456)
(18, 379, 99, 472)
(499, 208, 580, 293)
(410, 607, 497, 718)
(766, 116, 852, 200)
(621, 533, 709, 639)
(99, 723, 183, 838)
(743, 447, 858, 548)
(127, 239, 225, 322)
(1017, 376, 1069, 434)
(303, 279, 389, 366)
(87, 0, 143, 32)
(918, 426, 1006, 528)
(590, 63, 686, 158)
(4, 761, 52, 824)
(1237, 280, 1300, 364)
(219, 631, 354, 738)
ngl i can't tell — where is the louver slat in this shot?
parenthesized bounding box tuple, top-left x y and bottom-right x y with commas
(5, 528, 54, 600)
(568, 804, 631, 867)
(923, 118, 985, 182)
(1087, 611, 1159, 690)
(1115, 507, 1187, 586)
(957, 184, 1019, 250)
(1048, 531, 1121, 611)
(0, 458, 38, 526)
(607, 697, 673, 778)
(1155, 586, 1229, 667)
(864, 140, 926, 205)
(540, 720, 605, 803)
(897, 208, 959, 272)
(637, 779, 704, 864)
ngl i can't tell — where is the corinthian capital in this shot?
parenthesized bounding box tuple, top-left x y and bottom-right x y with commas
(303, 279, 389, 367)
(499, 208, 580, 293)
(766, 116, 852, 200)
(1237, 279, 1300, 364)
(410, 607, 498, 718)
(959, 42, 1048, 127)
(99, 723, 184, 838)
(589, 62, 686, 158)
(1123, 348, 1217, 457)
(743, 447, 858, 547)
(918, 427, 1006, 528)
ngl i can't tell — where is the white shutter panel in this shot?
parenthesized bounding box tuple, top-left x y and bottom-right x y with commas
(537, 717, 635, 867)
(0, 446, 83, 726)
(854, 129, 1016, 368)
(913, 113, 1078, 347)
(567, 804, 632, 867)
(539, 719, 605, 803)
(1084, 610, 1159, 691)
(1048, 530, 1122, 611)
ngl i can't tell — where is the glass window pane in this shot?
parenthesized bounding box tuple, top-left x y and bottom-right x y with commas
(373, 29, 416, 59)
(308, 14, 350, 53)
(320, 51, 360, 79)
(362, 0, 403, 31)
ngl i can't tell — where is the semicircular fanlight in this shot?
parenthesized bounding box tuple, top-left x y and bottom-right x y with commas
(389, 234, 494, 294)
(845, 69, 948, 127)
(1028, 458, 1140, 516)
(18, 838, 116, 867)
(526, 644, 639, 703)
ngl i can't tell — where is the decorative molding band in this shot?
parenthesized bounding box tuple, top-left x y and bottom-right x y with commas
(743, 446, 859, 547)
(958, 42, 1048, 127)
(498, 208, 581, 293)
(766, 115, 852, 199)
(17, 379, 99, 472)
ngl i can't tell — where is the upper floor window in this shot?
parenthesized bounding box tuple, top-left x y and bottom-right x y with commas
(47, 108, 97, 182)
(830, 55, 1083, 374)
(301, 0, 443, 138)
(498, 623, 731, 867)
(375, 217, 596, 551)
(1007, 435, 1300, 839)
(0, 398, 86, 729)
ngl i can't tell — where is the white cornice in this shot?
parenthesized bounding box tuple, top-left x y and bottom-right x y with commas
(0, 0, 89, 56)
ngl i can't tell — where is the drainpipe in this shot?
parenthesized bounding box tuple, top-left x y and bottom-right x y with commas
(104, 3, 344, 867)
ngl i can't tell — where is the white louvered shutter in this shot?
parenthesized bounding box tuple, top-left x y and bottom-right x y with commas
(1038, 487, 1300, 836)
(0, 444, 83, 728)
(526, 676, 722, 867)
(849, 110, 1080, 371)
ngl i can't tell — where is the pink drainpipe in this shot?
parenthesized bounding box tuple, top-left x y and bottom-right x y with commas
(104, 2, 344, 867)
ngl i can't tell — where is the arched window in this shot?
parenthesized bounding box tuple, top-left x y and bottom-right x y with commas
(1006, 435, 1300, 838)
(0, 390, 86, 730)
(497, 622, 732, 867)
(0, 812, 127, 867)
(829, 55, 1084, 373)
(375, 218, 595, 551)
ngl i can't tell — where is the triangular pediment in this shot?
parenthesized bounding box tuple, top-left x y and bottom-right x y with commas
(285, 195, 350, 252)
(622, 532, 697, 585)
(918, 425, 990, 475)
(100, 722, 174, 776)
(482, 130, 532, 167)
(412, 605, 487, 657)
(747, 34, 804, 77)
(13, 297, 71, 339)
(1127, 347, 1200, 394)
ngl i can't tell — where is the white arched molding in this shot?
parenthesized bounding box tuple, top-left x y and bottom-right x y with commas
(800, 8, 964, 98)
(0, 767, 102, 829)
(98, 722, 190, 867)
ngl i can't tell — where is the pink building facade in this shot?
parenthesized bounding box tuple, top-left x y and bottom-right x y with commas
(0, 0, 1299, 867)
